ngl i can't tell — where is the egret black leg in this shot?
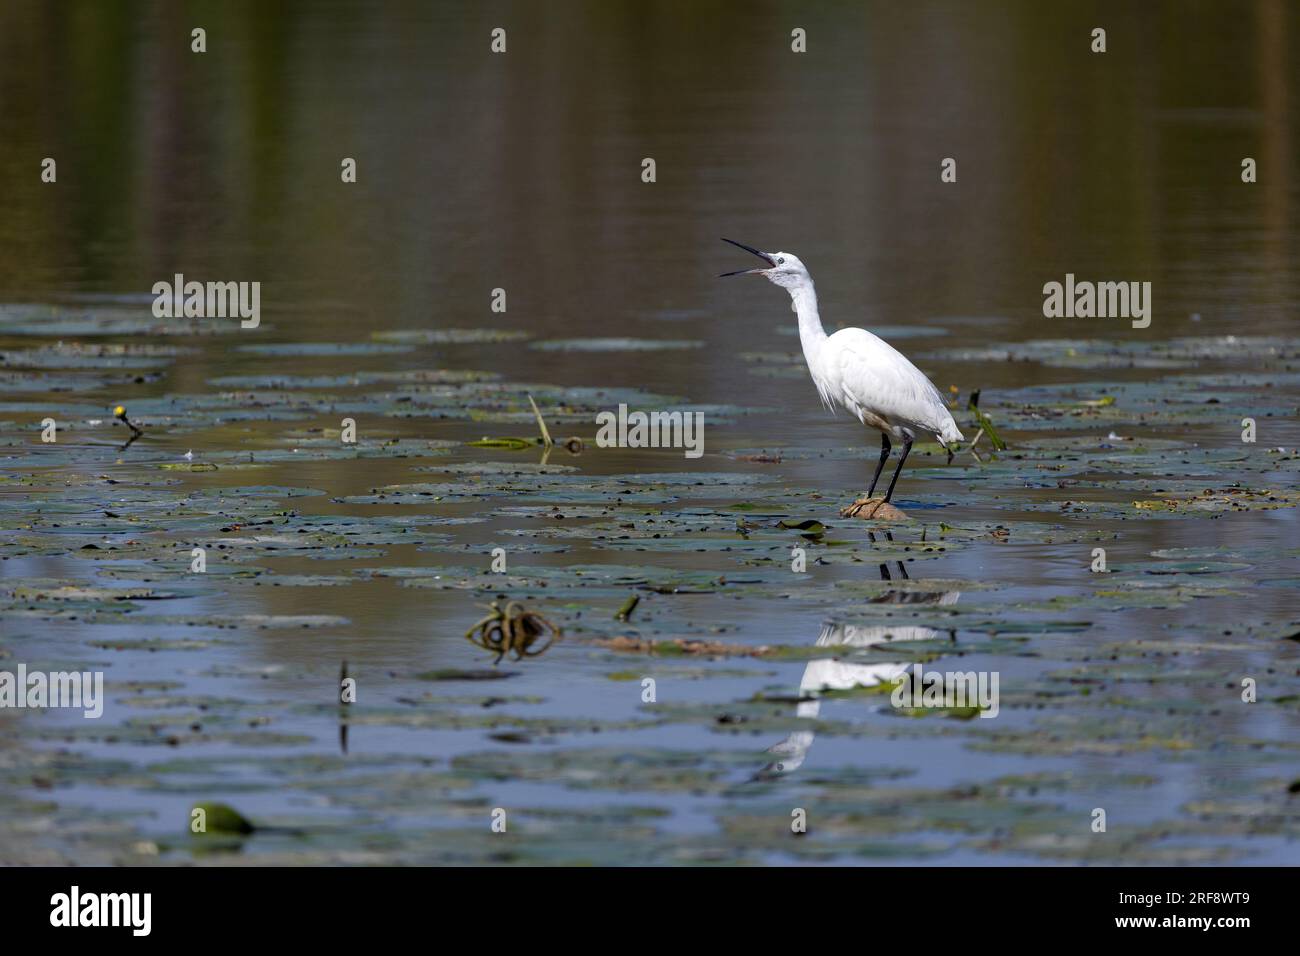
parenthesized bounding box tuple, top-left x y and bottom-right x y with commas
(883, 530, 909, 578)
(867, 432, 891, 498)
(883, 435, 913, 503)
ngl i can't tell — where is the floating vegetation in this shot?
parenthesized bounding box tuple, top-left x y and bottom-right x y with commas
(1132, 487, 1300, 513)
(464, 599, 562, 664)
(1, 342, 192, 369)
(467, 437, 533, 449)
(191, 802, 256, 836)
(370, 328, 531, 345)
(206, 369, 500, 392)
(3, 296, 1298, 865)
(614, 593, 640, 622)
(0, 302, 243, 337)
(923, 335, 1300, 367)
(964, 389, 1006, 452)
(235, 342, 413, 356)
(529, 337, 704, 352)
(593, 636, 775, 658)
(777, 518, 826, 537)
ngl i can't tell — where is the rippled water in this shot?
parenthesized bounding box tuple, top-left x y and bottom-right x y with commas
(2, 1, 1298, 864)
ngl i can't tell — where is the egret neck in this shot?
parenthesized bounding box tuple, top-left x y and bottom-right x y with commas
(789, 281, 827, 369)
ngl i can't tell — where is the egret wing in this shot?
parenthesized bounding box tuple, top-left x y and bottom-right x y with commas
(831, 328, 960, 440)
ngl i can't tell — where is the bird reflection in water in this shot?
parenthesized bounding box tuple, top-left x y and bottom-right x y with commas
(757, 533, 960, 779)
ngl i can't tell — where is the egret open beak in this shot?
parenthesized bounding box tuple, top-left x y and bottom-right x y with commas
(719, 237, 775, 276)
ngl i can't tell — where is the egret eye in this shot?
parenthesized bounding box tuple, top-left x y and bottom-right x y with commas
(777, 257, 785, 265)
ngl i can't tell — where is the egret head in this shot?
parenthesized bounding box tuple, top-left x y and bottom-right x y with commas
(719, 238, 811, 291)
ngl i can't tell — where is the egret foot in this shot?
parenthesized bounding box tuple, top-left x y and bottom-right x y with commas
(840, 496, 909, 521)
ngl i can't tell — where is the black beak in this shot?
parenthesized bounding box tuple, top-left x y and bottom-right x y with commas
(719, 237, 775, 276)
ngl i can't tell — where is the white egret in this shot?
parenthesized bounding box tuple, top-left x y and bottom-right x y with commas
(721, 238, 963, 504)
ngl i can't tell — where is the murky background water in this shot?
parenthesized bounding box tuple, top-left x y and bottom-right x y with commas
(2, 0, 1298, 864)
